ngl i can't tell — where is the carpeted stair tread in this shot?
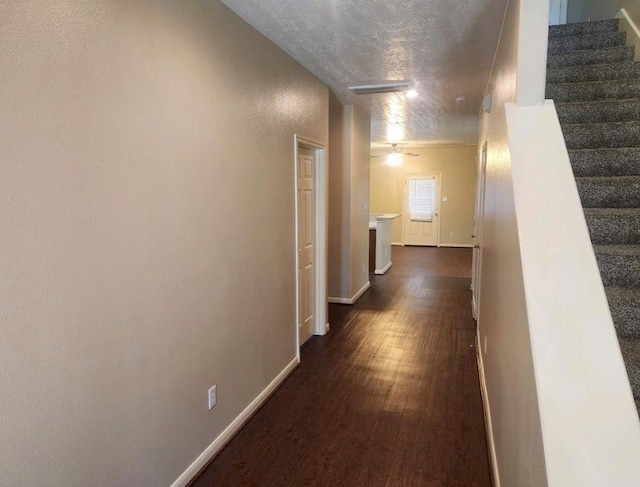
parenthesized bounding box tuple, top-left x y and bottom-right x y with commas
(605, 287, 640, 338)
(548, 61, 640, 84)
(577, 176, 640, 207)
(548, 45, 634, 68)
(585, 208, 640, 244)
(618, 338, 640, 398)
(562, 121, 640, 149)
(547, 78, 640, 102)
(556, 99, 640, 124)
(594, 245, 640, 288)
(549, 18, 640, 417)
(549, 19, 620, 38)
(548, 31, 626, 53)
(569, 148, 640, 177)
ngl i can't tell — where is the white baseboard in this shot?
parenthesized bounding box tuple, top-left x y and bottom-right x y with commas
(617, 8, 640, 62)
(374, 261, 392, 275)
(391, 242, 404, 246)
(439, 244, 473, 248)
(170, 357, 299, 487)
(328, 281, 371, 305)
(476, 331, 500, 487)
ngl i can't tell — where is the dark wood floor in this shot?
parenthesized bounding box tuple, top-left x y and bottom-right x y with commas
(192, 246, 491, 487)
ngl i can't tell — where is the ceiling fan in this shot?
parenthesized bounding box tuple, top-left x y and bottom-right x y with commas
(372, 143, 420, 166)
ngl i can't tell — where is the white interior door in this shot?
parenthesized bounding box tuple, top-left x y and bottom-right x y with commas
(297, 152, 315, 344)
(549, 0, 568, 25)
(471, 143, 487, 320)
(403, 174, 440, 246)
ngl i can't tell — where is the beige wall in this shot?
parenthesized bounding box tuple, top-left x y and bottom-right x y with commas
(349, 107, 371, 296)
(328, 92, 351, 299)
(370, 146, 477, 246)
(623, 0, 640, 20)
(478, 0, 548, 485)
(328, 101, 371, 301)
(0, 2, 328, 486)
(568, 0, 622, 22)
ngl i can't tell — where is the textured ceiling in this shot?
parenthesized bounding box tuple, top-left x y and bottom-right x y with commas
(221, 0, 508, 146)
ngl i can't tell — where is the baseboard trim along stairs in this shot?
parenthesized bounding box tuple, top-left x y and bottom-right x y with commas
(548, 17, 640, 415)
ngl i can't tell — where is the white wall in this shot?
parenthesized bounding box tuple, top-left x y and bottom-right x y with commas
(0, 2, 328, 486)
(328, 101, 371, 302)
(480, 0, 640, 485)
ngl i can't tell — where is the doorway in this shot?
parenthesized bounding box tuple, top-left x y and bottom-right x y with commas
(294, 136, 327, 357)
(471, 143, 487, 320)
(403, 173, 441, 246)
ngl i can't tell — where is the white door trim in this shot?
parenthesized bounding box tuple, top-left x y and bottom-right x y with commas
(471, 142, 488, 321)
(294, 135, 328, 362)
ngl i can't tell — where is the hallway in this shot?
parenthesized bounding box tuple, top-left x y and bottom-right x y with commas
(192, 247, 491, 486)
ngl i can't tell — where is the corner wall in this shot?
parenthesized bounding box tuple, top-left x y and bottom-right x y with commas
(328, 100, 371, 303)
(0, 2, 328, 486)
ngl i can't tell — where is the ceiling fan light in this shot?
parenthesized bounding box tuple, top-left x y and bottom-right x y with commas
(387, 152, 403, 166)
(405, 90, 419, 99)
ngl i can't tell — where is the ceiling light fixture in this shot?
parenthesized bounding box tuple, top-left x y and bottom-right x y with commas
(405, 90, 419, 99)
(349, 80, 412, 95)
(385, 143, 408, 166)
(387, 151, 403, 166)
(455, 95, 467, 104)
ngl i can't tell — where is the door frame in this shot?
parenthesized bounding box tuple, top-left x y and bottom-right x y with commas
(401, 172, 442, 247)
(294, 135, 328, 362)
(471, 142, 488, 321)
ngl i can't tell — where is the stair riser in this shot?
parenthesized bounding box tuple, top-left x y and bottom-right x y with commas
(609, 301, 640, 338)
(578, 180, 640, 207)
(557, 101, 640, 124)
(586, 213, 640, 244)
(548, 80, 640, 103)
(563, 123, 640, 149)
(596, 253, 640, 287)
(570, 149, 640, 177)
(625, 363, 640, 399)
(548, 46, 634, 68)
(619, 339, 640, 399)
(548, 63, 640, 84)
(548, 31, 626, 53)
(549, 19, 620, 37)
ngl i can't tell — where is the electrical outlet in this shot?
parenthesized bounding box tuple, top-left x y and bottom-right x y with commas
(483, 336, 488, 354)
(449, 231, 454, 237)
(208, 385, 217, 410)
(362, 263, 366, 273)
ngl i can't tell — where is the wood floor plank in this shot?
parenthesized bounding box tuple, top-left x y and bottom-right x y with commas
(191, 246, 491, 487)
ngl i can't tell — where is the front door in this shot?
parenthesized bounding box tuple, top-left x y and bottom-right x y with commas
(297, 151, 315, 344)
(403, 174, 441, 246)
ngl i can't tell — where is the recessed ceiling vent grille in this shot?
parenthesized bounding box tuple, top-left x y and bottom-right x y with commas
(348, 81, 412, 95)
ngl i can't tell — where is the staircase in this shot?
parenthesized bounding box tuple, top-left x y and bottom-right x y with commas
(547, 19, 640, 413)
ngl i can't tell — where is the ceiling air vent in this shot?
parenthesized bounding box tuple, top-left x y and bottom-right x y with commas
(348, 81, 412, 95)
